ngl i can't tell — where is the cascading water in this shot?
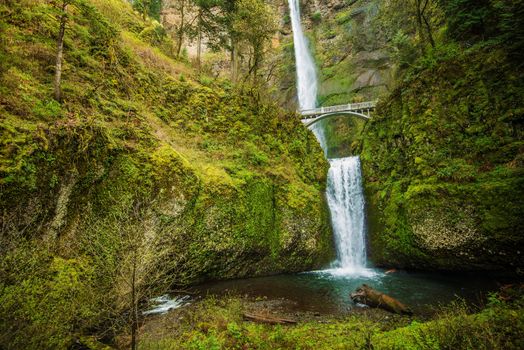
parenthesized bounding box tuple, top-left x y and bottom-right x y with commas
(326, 156, 368, 274)
(287, 0, 317, 110)
(288, 0, 370, 275)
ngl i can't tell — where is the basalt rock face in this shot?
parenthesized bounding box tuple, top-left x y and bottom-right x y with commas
(278, 0, 392, 157)
(300, 0, 393, 105)
(360, 48, 524, 273)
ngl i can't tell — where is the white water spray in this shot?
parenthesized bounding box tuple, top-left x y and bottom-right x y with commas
(287, 0, 317, 110)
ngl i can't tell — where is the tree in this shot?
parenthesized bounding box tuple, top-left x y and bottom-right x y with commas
(162, 0, 199, 58)
(82, 194, 201, 349)
(493, 0, 524, 61)
(215, 0, 239, 81)
(111, 203, 174, 350)
(132, 0, 163, 21)
(415, 0, 437, 48)
(378, 0, 443, 57)
(192, 0, 222, 68)
(442, 0, 524, 59)
(440, 0, 492, 42)
(53, 0, 73, 102)
(232, 0, 278, 82)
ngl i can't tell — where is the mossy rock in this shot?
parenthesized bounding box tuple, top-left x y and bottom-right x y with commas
(361, 47, 524, 272)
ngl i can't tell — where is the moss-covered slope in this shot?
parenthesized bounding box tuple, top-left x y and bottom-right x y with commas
(360, 47, 524, 272)
(0, 0, 332, 347)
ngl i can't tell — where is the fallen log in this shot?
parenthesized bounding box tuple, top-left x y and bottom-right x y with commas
(350, 284, 412, 315)
(243, 313, 297, 325)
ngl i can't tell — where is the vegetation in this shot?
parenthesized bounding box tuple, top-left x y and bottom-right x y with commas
(0, 0, 331, 348)
(131, 0, 163, 21)
(139, 292, 524, 349)
(278, 0, 523, 271)
(361, 45, 524, 270)
(1, 0, 523, 348)
(160, 0, 279, 81)
(358, 0, 524, 271)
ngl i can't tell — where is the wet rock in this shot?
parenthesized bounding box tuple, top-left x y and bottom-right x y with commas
(350, 284, 412, 315)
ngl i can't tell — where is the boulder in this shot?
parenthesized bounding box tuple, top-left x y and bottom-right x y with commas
(350, 284, 412, 315)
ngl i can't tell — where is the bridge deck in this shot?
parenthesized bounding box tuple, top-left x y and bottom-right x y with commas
(300, 101, 376, 117)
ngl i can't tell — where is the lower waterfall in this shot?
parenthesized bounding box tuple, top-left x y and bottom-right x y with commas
(325, 156, 369, 275)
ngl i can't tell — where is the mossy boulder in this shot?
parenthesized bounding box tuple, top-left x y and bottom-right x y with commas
(361, 47, 524, 272)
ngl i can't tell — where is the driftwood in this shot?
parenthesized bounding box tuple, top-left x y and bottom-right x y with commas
(350, 284, 412, 315)
(243, 313, 297, 325)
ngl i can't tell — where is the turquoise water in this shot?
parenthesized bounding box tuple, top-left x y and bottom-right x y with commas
(193, 268, 513, 315)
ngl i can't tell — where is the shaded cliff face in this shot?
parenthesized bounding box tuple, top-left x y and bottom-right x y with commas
(360, 48, 524, 272)
(279, 0, 391, 106)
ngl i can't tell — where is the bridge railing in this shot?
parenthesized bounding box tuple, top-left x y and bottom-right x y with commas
(300, 101, 377, 117)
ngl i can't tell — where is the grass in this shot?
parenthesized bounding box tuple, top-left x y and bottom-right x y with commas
(139, 292, 524, 350)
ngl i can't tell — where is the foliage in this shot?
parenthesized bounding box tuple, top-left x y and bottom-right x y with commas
(139, 295, 524, 349)
(0, 248, 100, 349)
(0, 0, 331, 347)
(131, 0, 163, 20)
(232, 0, 278, 81)
(360, 45, 524, 270)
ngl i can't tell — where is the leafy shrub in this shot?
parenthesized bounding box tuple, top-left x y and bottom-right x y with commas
(311, 11, 321, 24)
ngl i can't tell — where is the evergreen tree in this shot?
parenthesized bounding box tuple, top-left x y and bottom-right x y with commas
(131, 0, 163, 21)
(441, 0, 493, 42)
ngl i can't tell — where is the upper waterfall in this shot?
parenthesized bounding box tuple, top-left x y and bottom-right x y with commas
(287, 0, 317, 110)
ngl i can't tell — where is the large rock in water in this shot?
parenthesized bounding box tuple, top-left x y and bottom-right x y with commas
(350, 284, 412, 315)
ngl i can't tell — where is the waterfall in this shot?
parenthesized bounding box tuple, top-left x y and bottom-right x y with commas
(287, 0, 317, 110)
(326, 157, 367, 273)
(310, 123, 328, 155)
(288, 0, 370, 275)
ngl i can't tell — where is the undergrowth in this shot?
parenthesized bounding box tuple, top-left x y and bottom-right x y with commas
(139, 293, 524, 350)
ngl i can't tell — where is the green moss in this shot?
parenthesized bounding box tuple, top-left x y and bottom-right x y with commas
(361, 46, 524, 271)
(139, 294, 524, 350)
(0, 0, 332, 347)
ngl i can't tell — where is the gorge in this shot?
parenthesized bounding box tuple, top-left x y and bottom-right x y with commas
(0, 0, 523, 349)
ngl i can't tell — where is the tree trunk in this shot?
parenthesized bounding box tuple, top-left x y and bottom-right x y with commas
(196, 18, 202, 70)
(230, 39, 237, 82)
(130, 257, 137, 350)
(423, 13, 435, 48)
(415, 0, 426, 53)
(54, 1, 68, 102)
(142, 0, 149, 20)
(176, 0, 185, 58)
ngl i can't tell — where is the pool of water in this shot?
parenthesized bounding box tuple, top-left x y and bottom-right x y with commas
(193, 268, 515, 315)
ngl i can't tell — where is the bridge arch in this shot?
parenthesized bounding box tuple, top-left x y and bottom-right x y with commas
(299, 101, 376, 128)
(302, 111, 370, 128)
